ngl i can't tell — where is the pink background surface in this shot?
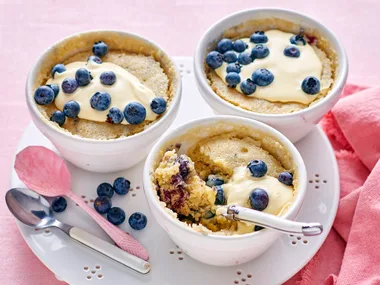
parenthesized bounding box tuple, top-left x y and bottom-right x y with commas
(0, 0, 379, 284)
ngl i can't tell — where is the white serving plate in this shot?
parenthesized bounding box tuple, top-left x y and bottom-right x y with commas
(10, 57, 339, 285)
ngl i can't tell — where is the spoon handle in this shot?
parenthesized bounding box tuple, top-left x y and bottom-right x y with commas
(66, 191, 149, 260)
(225, 205, 323, 236)
(69, 227, 150, 274)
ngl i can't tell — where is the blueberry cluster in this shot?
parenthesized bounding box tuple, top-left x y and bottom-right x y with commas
(93, 177, 147, 230)
(35, 40, 168, 126)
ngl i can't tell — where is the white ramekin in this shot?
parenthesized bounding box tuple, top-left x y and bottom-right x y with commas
(26, 30, 181, 173)
(194, 8, 348, 143)
(143, 116, 307, 266)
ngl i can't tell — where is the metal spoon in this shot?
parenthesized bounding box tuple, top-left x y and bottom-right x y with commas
(5, 188, 151, 274)
(224, 205, 323, 236)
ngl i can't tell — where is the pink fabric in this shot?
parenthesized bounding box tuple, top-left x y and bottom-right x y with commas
(284, 84, 380, 285)
(1, 1, 380, 284)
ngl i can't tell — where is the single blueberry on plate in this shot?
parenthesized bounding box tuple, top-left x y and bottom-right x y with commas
(87, 55, 102, 64)
(63, 100, 80, 118)
(226, 63, 241, 73)
(284, 46, 300, 58)
(90, 91, 111, 111)
(34, 86, 55, 105)
(129, 212, 147, 230)
(75, 68, 93, 86)
(302, 76, 320, 95)
(250, 31, 268, 44)
(254, 225, 264, 231)
(107, 207, 126, 226)
(94, 196, 112, 214)
(240, 79, 257, 95)
(247, 159, 268, 177)
(223, 51, 237, 63)
(206, 51, 223, 69)
(249, 188, 269, 211)
(51, 64, 66, 79)
(92, 41, 108, 57)
(214, 185, 226, 205)
(251, 68, 274, 86)
(150, 97, 167, 114)
(290, 35, 306, 46)
(100, 71, 116, 86)
(238, 52, 253, 65)
(233, 40, 248, 52)
(46, 84, 60, 98)
(113, 177, 131, 195)
(50, 111, 66, 126)
(278, 171, 293, 186)
(124, 102, 146, 124)
(225, 72, 241, 88)
(52, 196, 67, 213)
(206, 174, 224, 187)
(217, 38, 233, 53)
(97, 182, 114, 198)
(251, 44, 270, 59)
(106, 107, 124, 124)
(61, 78, 78, 94)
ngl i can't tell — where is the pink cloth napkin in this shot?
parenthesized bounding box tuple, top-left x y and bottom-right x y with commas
(285, 83, 380, 285)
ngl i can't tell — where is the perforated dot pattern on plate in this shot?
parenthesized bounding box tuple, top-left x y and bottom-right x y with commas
(83, 265, 103, 281)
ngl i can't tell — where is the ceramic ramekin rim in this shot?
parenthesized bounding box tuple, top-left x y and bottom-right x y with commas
(25, 29, 182, 144)
(143, 115, 308, 240)
(193, 7, 348, 120)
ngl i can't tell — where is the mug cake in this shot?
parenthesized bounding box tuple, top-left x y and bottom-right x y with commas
(205, 18, 337, 114)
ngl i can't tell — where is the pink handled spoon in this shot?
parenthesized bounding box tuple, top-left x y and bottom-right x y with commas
(14, 146, 149, 261)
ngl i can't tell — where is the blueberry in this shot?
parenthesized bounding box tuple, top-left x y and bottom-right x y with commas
(75, 68, 92, 86)
(94, 196, 112, 214)
(250, 31, 268, 44)
(225, 72, 241, 88)
(92, 41, 108, 57)
(238, 52, 253, 65)
(150, 97, 167, 115)
(240, 79, 257, 95)
(301, 76, 320, 95)
(217, 38, 233, 53)
(251, 44, 270, 59)
(290, 35, 306, 46)
(214, 185, 226, 205)
(51, 64, 66, 79)
(87, 55, 102, 64)
(61, 78, 78, 94)
(278, 171, 293, 186)
(46, 84, 60, 98)
(247, 160, 268, 177)
(249, 188, 269, 211)
(90, 91, 111, 111)
(206, 51, 223, 69)
(34, 86, 55, 105)
(124, 102, 146, 124)
(226, 63, 241, 73)
(106, 107, 124, 124)
(51, 196, 67, 213)
(113, 177, 131, 195)
(223, 51, 237, 63)
(251, 68, 274, 86)
(50, 111, 66, 126)
(254, 225, 264, 231)
(107, 207, 126, 226)
(128, 212, 147, 230)
(63, 100, 80, 118)
(284, 46, 300, 58)
(206, 175, 224, 187)
(233, 40, 248, 52)
(97, 182, 114, 198)
(100, 71, 116, 86)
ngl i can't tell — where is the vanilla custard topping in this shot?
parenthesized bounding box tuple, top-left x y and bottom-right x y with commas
(215, 30, 324, 104)
(47, 60, 158, 124)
